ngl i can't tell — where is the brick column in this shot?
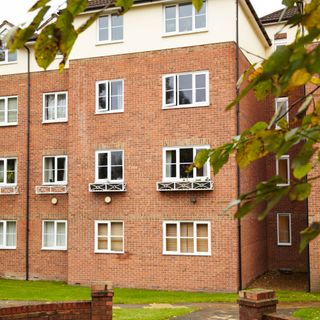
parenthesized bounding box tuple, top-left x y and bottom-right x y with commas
(238, 289, 277, 320)
(91, 283, 114, 320)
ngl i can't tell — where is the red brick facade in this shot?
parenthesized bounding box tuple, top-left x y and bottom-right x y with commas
(0, 40, 311, 291)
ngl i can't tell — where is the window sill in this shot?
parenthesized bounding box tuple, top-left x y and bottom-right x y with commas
(0, 61, 18, 66)
(0, 247, 16, 250)
(162, 29, 208, 38)
(36, 185, 68, 194)
(0, 123, 18, 127)
(89, 182, 126, 192)
(0, 186, 18, 195)
(163, 252, 211, 256)
(157, 180, 213, 192)
(277, 243, 292, 247)
(163, 104, 209, 110)
(41, 248, 67, 251)
(96, 40, 124, 46)
(95, 109, 124, 115)
(42, 120, 68, 124)
(94, 251, 124, 254)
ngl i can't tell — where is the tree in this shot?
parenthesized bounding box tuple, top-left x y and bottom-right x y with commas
(5, 0, 320, 250)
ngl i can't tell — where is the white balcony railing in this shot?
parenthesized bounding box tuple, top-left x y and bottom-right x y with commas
(157, 180, 213, 192)
(89, 182, 126, 193)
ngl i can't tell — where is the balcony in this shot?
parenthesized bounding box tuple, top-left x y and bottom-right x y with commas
(157, 180, 213, 192)
(0, 186, 18, 195)
(36, 185, 68, 194)
(89, 182, 126, 193)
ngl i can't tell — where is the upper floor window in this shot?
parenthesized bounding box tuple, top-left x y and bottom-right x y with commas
(96, 80, 124, 113)
(98, 14, 123, 43)
(163, 146, 210, 181)
(163, 71, 209, 109)
(43, 156, 67, 185)
(277, 213, 291, 246)
(274, 38, 287, 51)
(0, 96, 18, 126)
(275, 97, 288, 129)
(0, 46, 17, 64)
(276, 155, 290, 186)
(43, 92, 68, 123)
(95, 221, 124, 253)
(0, 158, 17, 186)
(0, 220, 16, 249)
(163, 221, 211, 255)
(95, 150, 124, 182)
(164, 2, 207, 34)
(42, 220, 67, 250)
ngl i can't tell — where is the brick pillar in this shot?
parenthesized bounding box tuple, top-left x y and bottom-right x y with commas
(238, 289, 278, 320)
(91, 283, 114, 320)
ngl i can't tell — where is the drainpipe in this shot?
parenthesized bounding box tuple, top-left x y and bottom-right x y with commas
(236, 0, 242, 291)
(24, 45, 31, 281)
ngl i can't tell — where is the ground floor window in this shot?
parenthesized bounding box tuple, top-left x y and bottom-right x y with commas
(42, 220, 67, 250)
(163, 221, 211, 255)
(277, 213, 291, 246)
(0, 220, 16, 249)
(95, 221, 124, 253)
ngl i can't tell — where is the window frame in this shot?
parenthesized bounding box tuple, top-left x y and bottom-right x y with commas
(96, 79, 124, 114)
(0, 157, 17, 186)
(0, 47, 18, 65)
(275, 97, 289, 129)
(95, 150, 124, 183)
(94, 220, 124, 254)
(162, 145, 210, 182)
(276, 155, 290, 186)
(42, 91, 68, 123)
(42, 220, 68, 251)
(96, 14, 124, 44)
(277, 213, 292, 246)
(163, 221, 211, 256)
(162, 71, 209, 109)
(0, 96, 18, 126)
(0, 220, 17, 250)
(42, 155, 68, 186)
(163, 1, 208, 36)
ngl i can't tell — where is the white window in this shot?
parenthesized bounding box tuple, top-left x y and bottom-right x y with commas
(42, 220, 67, 250)
(163, 221, 210, 255)
(277, 213, 291, 246)
(95, 221, 124, 253)
(274, 38, 287, 51)
(276, 155, 290, 186)
(163, 146, 210, 181)
(163, 71, 209, 109)
(0, 220, 16, 249)
(0, 158, 17, 186)
(0, 46, 17, 64)
(97, 14, 123, 43)
(164, 2, 207, 34)
(96, 80, 124, 113)
(95, 150, 124, 182)
(43, 156, 67, 185)
(43, 92, 68, 123)
(275, 97, 289, 129)
(0, 96, 18, 126)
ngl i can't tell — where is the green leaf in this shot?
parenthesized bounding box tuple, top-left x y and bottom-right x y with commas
(115, 0, 134, 13)
(296, 95, 312, 117)
(250, 121, 268, 133)
(235, 202, 254, 219)
(34, 24, 59, 69)
(300, 222, 320, 252)
(282, 0, 297, 8)
(293, 163, 312, 179)
(194, 149, 210, 169)
(67, 0, 88, 16)
(29, 0, 51, 11)
(289, 182, 311, 201)
(264, 46, 292, 74)
(77, 11, 101, 34)
(192, 0, 204, 12)
(224, 198, 241, 213)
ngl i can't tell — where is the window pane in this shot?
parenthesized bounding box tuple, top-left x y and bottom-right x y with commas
(279, 215, 290, 244)
(111, 237, 123, 251)
(165, 6, 176, 33)
(0, 223, 3, 246)
(99, 167, 108, 180)
(111, 151, 122, 166)
(180, 223, 193, 237)
(278, 158, 289, 184)
(99, 16, 109, 41)
(56, 222, 66, 247)
(197, 224, 208, 237)
(99, 16, 108, 28)
(98, 239, 108, 250)
(0, 99, 4, 123)
(0, 160, 4, 183)
(57, 94, 66, 119)
(44, 157, 55, 183)
(57, 158, 66, 182)
(99, 97, 107, 110)
(111, 166, 123, 180)
(45, 95, 55, 120)
(98, 153, 108, 180)
(8, 51, 17, 62)
(179, 3, 193, 32)
(166, 224, 177, 237)
(178, 74, 193, 105)
(99, 83, 107, 97)
(111, 222, 123, 236)
(195, 149, 207, 177)
(6, 159, 16, 184)
(6, 222, 16, 247)
(110, 81, 123, 110)
(195, 74, 206, 103)
(195, 2, 206, 29)
(111, 15, 123, 41)
(180, 148, 193, 178)
(180, 238, 194, 253)
(166, 238, 177, 251)
(166, 150, 176, 178)
(98, 153, 108, 166)
(165, 76, 175, 105)
(0, 48, 5, 62)
(44, 222, 55, 247)
(197, 239, 208, 252)
(98, 223, 108, 236)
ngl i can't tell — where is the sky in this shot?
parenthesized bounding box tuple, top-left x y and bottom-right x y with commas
(0, 0, 285, 25)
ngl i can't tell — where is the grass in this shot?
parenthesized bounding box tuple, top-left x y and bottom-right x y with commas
(1, 279, 320, 304)
(113, 308, 195, 320)
(293, 308, 320, 320)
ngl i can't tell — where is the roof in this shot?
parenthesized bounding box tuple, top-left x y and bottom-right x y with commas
(260, 6, 299, 24)
(86, 0, 272, 46)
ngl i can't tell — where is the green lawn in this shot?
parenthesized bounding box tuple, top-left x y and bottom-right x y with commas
(113, 308, 195, 320)
(1, 279, 320, 304)
(293, 308, 320, 320)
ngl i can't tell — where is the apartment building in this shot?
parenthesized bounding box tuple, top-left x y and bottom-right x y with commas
(0, 1, 315, 292)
